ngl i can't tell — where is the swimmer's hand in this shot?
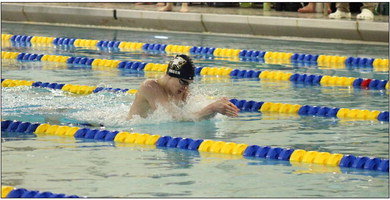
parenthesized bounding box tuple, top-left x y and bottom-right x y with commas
(209, 97, 240, 117)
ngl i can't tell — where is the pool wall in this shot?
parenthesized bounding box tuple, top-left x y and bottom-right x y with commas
(2, 3, 388, 42)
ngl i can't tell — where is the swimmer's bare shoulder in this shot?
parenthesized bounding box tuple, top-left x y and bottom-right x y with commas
(139, 79, 165, 101)
(128, 79, 164, 119)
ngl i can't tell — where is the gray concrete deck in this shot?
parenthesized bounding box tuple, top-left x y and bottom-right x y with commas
(2, 3, 389, 43)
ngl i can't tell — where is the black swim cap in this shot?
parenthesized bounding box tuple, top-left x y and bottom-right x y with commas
(166, 54, 195, 80)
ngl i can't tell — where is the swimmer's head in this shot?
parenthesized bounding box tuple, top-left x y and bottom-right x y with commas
(166, 54, 195, 80)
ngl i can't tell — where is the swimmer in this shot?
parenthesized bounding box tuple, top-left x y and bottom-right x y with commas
(127, 54, 240, 121)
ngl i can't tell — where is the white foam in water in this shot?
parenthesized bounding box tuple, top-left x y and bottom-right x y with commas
(69, 103, 130, 127)
(3, 86, 130, 122)
(2, 84, 227, 128)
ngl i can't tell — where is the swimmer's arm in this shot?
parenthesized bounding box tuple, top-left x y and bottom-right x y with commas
(191, 104, 218, 121)
(162, 98, 240, 121)
(191, 98, 240, 121)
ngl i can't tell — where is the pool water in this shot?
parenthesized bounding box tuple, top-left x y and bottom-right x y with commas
(1, 22, 389, 198)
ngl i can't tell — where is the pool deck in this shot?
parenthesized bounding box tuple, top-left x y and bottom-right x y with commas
(2, 2, 389, 43)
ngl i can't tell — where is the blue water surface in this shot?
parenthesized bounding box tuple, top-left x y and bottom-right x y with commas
(1, 22, 388, 198)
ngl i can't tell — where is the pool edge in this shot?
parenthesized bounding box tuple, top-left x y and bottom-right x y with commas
(2, 3, 389, 43)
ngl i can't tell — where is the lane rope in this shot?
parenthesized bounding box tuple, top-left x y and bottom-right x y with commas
(2, 51, 389, 91)
(1, 186, 80, 198)
(2, 33, 389, 71)
(1, 120, 388, 173)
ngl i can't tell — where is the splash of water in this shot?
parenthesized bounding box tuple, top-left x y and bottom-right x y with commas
(2, 83, 228, 130)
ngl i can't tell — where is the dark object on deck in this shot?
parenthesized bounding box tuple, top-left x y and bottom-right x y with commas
(377, 2, 389, 15)
(205, 2, 240, 7)
(273, 3, 303, 12)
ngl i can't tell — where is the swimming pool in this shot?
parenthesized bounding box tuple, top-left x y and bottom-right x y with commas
(2, 22, 389, 198)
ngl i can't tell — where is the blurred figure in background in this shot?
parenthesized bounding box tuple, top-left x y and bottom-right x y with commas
(159, 2, 189, 12)
(329, 2, 377, 20)
(298, 2, 331, 14)
(134, 2, 154, 5)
